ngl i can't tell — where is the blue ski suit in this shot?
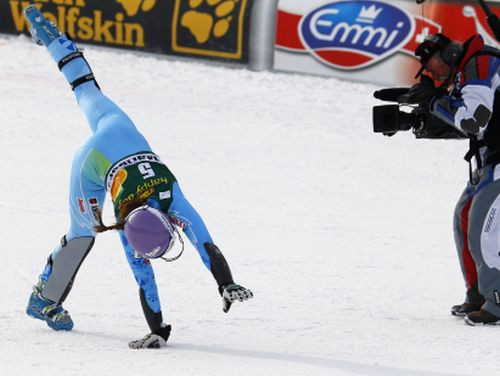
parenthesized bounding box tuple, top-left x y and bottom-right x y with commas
(36, 33, 233, 331)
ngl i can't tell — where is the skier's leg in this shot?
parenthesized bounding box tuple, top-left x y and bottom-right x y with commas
(24, 5, 96, 94)
(27, 142, 106, 330)
(24, 4, 149, 141)
(39, 143, 107, 298)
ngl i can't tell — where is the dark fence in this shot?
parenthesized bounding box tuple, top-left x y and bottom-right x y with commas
(1, 0, 254, 63)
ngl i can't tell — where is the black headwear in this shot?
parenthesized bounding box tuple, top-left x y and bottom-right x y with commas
(414, 33, 452, 78)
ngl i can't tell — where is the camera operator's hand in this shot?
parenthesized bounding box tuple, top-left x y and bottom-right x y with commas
(398, 75, 444, 106)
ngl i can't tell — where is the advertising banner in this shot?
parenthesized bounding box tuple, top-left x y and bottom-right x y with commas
(171, 0, 252, 61)
(274, 0, 500, 85)
(0, 0, 253, 63)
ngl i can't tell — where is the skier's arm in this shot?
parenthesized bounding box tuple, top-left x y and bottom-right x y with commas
(119, 231, 164, 331)
(168, 183, 253, 311)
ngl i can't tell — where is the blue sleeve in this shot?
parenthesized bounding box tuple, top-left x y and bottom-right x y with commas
(168, 182, 213, 270)
(119, 231, 161, 313)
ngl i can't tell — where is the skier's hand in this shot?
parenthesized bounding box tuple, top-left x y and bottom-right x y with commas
(221, 284, 253, 313)
(128, 333, 167, 349)
(128, 324, 171, 349)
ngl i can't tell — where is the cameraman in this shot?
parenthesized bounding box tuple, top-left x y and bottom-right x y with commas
(414, 33, 500, 325)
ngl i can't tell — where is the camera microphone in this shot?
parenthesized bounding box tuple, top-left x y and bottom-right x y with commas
(373, 87, 410, 102)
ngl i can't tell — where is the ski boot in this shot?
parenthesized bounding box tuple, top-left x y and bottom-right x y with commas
(24, 4, 99, 91)
(26, 281, 74, 331)
(24, 4, 64, 47)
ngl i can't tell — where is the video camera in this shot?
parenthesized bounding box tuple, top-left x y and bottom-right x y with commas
(372, 77, 466, 139)
(372, 87, 427, 137)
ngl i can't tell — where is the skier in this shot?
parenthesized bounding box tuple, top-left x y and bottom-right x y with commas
(414, 33, 500, 325)
(23, 4, 253, 348)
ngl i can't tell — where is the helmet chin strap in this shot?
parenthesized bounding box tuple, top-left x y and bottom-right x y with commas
(159, 224, 185, 262)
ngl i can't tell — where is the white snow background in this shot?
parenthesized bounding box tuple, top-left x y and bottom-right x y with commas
(0, 34, 498, 376)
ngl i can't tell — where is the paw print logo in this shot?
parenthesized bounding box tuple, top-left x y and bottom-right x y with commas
(181, 0, 239, 44)
(172, 0, 248, 59)
(115, 0, 156, 17)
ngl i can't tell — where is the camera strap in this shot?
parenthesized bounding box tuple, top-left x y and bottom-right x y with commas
(464, 137, 484, 184)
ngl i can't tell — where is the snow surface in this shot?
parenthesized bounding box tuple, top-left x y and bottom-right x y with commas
(0, 34, 498, 376)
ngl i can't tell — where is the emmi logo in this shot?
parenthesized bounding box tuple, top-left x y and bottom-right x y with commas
(310, 6, 398, 46)
(9, 0, 156, 47)
(299, 0, 414, 70)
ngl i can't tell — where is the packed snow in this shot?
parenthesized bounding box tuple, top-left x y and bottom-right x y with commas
(0, 34, 498, 376)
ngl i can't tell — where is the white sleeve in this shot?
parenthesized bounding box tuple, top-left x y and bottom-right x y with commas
(454, 83, 496, 134)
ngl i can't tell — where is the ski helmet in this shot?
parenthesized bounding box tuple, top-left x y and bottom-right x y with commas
(124, 205, 175, 259)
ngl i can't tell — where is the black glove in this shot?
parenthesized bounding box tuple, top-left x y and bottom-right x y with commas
(398, 75, 444, 106)
(220, 284, 253, 313)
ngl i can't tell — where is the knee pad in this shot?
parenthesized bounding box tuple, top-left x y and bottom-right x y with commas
(41, 235, 95, 303)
